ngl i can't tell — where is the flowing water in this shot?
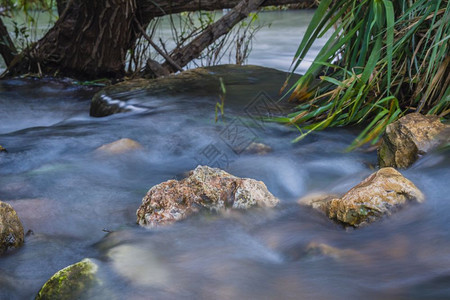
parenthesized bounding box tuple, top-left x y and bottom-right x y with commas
(1, 11, 450, 300)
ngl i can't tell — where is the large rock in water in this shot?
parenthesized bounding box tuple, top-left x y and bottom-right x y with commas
(90, 65, 299, 117)
(0, 201, 24, 254)
(378, 113, 449, 169)
(301, 168, 424, 227)
(137, 165, 279, 227)
(36, 258, 99, 300)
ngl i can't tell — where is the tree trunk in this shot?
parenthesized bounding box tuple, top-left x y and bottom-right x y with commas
(7, 0, 304, 79)
(0, 17, 17, 67)
(56, 0, 70, 16)
(10, 0, 139, 78)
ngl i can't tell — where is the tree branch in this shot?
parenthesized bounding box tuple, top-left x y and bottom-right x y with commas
(162, 0, 266, 72)
(134, 19, 183, 72)
(139, 0, 309, 18)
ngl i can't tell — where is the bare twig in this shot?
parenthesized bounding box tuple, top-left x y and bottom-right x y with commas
(134, 18, 183, 72)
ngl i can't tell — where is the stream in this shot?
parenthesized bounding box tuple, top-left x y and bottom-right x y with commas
(1, 10, 450, 300)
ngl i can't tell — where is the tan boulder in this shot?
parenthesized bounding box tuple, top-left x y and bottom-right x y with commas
(95, 138, 142, 155)
(0, 201, 24, 254)
(301, 168, 424, 227)
(378, 113, 449, 169)
(137, 165, 279, 227)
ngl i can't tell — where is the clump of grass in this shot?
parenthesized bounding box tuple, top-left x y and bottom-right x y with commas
(279, 0, 449, 149)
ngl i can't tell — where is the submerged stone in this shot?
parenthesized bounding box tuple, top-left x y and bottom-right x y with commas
(305, 242, 369, 263)
(36, 258, 99, 300)
(378, 113, 449, 169)
(301, 168, 424, 227)
(243, 142, 272, 155)
(0, 201, 24, 254)
(137, 165, 279, 227)
(95, 138, 143, 155)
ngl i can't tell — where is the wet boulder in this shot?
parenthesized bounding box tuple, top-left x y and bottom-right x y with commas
(36, 258, 99, 300)
(0, 145, 6, 153)
(137, 165, 279, 227)
(90, 65, 298, 117)
(378, 113, 449, 169)
(0, 201, 24, 254)
(301, 168, 424, 227)
(95, 138, 143, 155)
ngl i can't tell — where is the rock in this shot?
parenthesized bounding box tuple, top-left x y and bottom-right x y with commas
(0, 145, 6, 153)
(36, 258, 99, 300)
(378, 113, 449, 169)
(302, 168, 424, 227)
(95, 138, 142, 155)
(137, 165, 279, 227)
(90, 65, 299, 117)
(0, 201, 24, 254)
(143, 59, 170, 78)
(243, 142, 272, 155)
(305, 242, 369, 263)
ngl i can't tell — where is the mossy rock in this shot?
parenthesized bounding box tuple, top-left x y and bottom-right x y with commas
(137, 165, 279, 227)
(301, 168, 424, 227)
(36, 258, 99, 300)
(378, 113, 449, 169)
(90, 64, 299, 117)
(0, 201, 24, 254)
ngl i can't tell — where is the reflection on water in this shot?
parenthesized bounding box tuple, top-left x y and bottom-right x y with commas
(0, 11, 449, 300)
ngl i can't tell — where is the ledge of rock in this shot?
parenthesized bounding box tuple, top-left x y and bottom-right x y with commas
(90, 64, 299, 117)
(300, 168, 424, 227)
(0, 201, 24, 254)
(378, 113, 449, 169)
(36, 258, 99, 300)
(137, 165, 279, 227)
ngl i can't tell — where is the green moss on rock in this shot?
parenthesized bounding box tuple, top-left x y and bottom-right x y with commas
(0, 201, 24, 254)
(378, 113, 449, 169)
(300, 168, 424, 227)
(36, 258, 98, 300)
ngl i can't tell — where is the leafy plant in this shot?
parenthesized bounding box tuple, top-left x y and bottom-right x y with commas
(1, 0, 56, 52)
(280, 0, 449, 149)
(215, 77, 227, 122)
